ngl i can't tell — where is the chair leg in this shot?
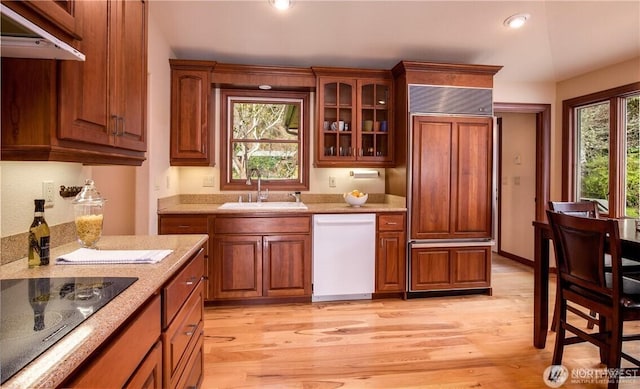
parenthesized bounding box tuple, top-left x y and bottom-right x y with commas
(600, 315, 609, 364)
(551, 284, 562, 332)
(606, 317, 623, 389)
(552, 299, 567, 365)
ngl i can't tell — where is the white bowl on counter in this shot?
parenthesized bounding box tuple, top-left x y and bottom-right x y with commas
(343, 192, 368, 207)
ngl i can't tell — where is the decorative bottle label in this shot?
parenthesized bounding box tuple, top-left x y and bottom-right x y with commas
(28, 199, 51, 268)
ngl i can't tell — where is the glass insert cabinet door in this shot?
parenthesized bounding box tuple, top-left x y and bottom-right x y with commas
(316, 77, 393, 166)
(318, 79, 356, 160)
(358, 80, 391, 161)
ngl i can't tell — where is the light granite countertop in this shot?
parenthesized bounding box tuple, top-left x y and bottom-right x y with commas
(0, 234, 208, 389)
(157, 193, 407, 215)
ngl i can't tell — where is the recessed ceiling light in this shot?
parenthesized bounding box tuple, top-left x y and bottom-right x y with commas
(270, 0, 292, 11)
(504, 13, 530, 29)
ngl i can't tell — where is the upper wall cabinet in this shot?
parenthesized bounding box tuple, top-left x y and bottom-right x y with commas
(169, 60, 216, 166)
(1, 0, 82, 41)
(1, 0, 148, 166)
(313, 68, 394, 167)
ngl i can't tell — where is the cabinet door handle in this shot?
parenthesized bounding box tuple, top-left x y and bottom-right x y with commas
(111, 115, 119, 135)
(184, 323, 198, 336)
(119, 117, 126, 135)
(185, 276, 198, 286)
(386, 222, 398, 225)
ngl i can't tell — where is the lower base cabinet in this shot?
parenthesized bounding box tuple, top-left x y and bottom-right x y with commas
(162, 247, 206, 389)
(158, 215, 213, 301)
(410, 245, 491, 292)
(376, 213, 406, 293)
(65, 295, 162, 388)
(62, 244, 206, 389)
(212, 215, 311, 302)
(125, 341, 163, 389)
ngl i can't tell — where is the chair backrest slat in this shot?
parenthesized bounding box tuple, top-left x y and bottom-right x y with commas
(549, 201, 599, 218)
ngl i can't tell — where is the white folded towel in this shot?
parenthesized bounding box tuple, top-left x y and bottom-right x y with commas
(56, 248, 173, 265)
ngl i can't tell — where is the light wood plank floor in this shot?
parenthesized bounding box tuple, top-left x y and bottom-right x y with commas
(202, 255, 640, 388)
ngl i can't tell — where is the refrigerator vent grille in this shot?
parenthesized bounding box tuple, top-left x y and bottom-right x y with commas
(409, 85, 493, 116)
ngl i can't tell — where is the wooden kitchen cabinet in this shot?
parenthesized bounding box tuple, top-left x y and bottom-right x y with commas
(162, 245, 206, 389)
(59, 0, 147, 152)
(376, 213, 406, 293)
(212, 215, 312, 302)
(0, 0, 148, 166)
(62, 243, 206, 389)
(1, 0, 82, 41)
(124, 341, 163, 389)
(410, 245, 491, 293)
(64, 295, 162, 388)
(158, 215, 213, 301)
(314, 68, 394, 167)
(169, 60, 216, 166)
(410, 115, 493, 240)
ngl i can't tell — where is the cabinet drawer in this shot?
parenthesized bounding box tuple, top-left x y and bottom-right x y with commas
(214, 216, 311, 234)
(174, 333, 204, 389)
(67, 295, 161, 388)
(159, 216, 208, 234)
(378, 213, 405, 231)
(163, 282, 204, 389)
(163, 247, 205, 328)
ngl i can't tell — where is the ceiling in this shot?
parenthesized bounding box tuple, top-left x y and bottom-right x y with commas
(150, 0, 640, 84)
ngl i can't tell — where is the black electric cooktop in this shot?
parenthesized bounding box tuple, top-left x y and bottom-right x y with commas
(0, 276, 137, 384)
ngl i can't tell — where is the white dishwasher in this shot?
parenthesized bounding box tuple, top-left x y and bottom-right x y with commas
(312, 213, 376, 302)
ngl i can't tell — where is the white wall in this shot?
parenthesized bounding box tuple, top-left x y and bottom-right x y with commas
(92, 166, 136, 235)
(143, 4, 178, 235)
(0, 162, 91, 236)
(499, 113, 537, 261)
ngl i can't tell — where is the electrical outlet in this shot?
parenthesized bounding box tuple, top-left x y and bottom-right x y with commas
(42, 181, 55, 207)
(329, 176, 336, 188)
(203, 175, 215, 187)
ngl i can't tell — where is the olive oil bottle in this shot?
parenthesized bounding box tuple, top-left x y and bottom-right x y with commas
(28, 199, 50, 268)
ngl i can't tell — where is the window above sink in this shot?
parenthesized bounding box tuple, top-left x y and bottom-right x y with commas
(220, 89, 310, 192)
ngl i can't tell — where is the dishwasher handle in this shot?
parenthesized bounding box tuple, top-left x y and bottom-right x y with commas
(315, 219, 375, 226)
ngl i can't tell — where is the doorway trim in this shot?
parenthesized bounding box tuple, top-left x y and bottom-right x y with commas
(494, 102, 551, 262)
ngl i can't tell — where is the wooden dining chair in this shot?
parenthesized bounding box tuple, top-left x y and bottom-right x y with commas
(550, 201, 601, 329)
(547, 210, 640, 388)
(549, 201, 640, 329)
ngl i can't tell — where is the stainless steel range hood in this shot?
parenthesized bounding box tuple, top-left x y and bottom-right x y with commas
(1, 3, 85, 61)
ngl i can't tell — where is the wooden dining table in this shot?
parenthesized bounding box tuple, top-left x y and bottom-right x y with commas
(532, 218, 640, 349)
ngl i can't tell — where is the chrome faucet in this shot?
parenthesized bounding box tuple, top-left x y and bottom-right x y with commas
(289, 191, 301, 203)
(246, 168, 268, 202)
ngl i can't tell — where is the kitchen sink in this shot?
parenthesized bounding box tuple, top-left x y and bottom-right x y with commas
(218, 201, 308, 210)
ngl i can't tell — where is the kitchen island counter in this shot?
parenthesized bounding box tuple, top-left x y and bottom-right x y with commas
(0, 234, 208, 389)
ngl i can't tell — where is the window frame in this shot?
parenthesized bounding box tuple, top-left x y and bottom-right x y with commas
(562, 82, 640, 218)
(219, 89, 310, 191)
